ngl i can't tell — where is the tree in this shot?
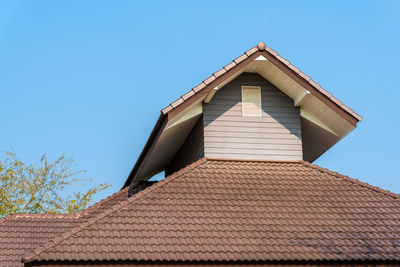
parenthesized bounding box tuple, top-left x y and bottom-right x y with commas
(0, 151, 110, 217)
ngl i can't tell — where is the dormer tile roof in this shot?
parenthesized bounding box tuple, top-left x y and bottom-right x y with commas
(23, 159, 400, 264)
(161, 42, 362, 122)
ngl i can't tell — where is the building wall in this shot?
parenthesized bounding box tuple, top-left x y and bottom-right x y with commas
(165, 116, 204, 175)
(203, 72, 302, 161)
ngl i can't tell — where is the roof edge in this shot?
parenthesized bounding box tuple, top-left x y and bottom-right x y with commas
(1, 187, 130, 226)
(75, 186, 129, 217)
(206, 157, 305, 164)
(0, 213, 75, 225)
(123, 114, 168, 188)
(23, 158, 209, 263)
(162, 42, 362, 122)
(123, 46, 261, 188)
(301, 161, 400, 200)
(20, 259, 400, 264)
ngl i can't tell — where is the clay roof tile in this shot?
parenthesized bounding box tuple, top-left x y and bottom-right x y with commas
(22, 159, 400, 263)
(2, 187, 129, 267)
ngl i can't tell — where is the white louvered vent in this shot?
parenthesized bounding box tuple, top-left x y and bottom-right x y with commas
(241, 86, 262, 116)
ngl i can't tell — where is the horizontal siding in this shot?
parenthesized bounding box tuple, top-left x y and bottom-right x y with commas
(204, 142, 302, 151)
(205, 147, 302, 156)
(205, 136, 302, 145)
(204, 114, 300, 123)
(209, 99, 294, 106)
(204, 131, 301, 139)
(204, 120, 301, 130)
(203, 72, 302, 160)
(206, 153, 302, 161)
(204, 125, 301, 135)
(205, 104, 299, 113)
(205, 110, 299, 117)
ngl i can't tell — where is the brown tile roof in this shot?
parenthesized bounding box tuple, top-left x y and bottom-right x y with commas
(123, 42, 363, 188)
(76, 186, 129, 218)
(23, 158, 400, 263)
(0, 214, 75, 267)
(0, 187, 129, 267)
(161, 42, 362, 122)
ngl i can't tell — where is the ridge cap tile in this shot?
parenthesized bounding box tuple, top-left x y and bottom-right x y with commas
(244, 46, 258, 56)
(75, 186, 129, 217)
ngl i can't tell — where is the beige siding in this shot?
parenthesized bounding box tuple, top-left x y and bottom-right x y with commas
(166, 116, 204, 175)
(203, 72, 302, 160)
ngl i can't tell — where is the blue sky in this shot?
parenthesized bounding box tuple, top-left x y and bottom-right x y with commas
(1, 0, 399, 202)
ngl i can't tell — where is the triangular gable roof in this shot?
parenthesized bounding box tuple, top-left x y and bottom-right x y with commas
(162, 42, 361, 122)
(24, 158, 400, 263)
(124, 42, 362, 187)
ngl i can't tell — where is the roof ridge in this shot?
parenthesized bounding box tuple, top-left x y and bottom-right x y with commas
(75, 186, 129, 218)
(1, 187, 129, 225)
(22, 158, 208, 263)
(161, 41, 362, 121)
(0, 213, 74, 224)
(0, 213, 18, 225)
(161, 45, 259, 114)
(301, 161, 400, 200)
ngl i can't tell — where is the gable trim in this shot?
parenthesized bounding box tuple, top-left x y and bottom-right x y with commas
(162, 43, 361, 124)
(123, 115, 168, 187)
(258, 50, 359, 126)
(166, 50, 261, 120)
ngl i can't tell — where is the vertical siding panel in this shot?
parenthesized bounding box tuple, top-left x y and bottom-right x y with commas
(166, 116, 204, 175)
(203, 72, 302, 160)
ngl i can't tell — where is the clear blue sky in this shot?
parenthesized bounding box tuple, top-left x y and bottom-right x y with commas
(1, 0, 399, 202)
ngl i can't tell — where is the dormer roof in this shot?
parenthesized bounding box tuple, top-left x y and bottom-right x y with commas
(124, 42, 362, 187)
(163, 42, 361, 122)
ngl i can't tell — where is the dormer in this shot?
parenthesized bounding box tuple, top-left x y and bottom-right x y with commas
(124, 42, 362, 187)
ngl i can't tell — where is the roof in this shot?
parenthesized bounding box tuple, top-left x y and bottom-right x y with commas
(24, 158, 400, 263)
(124, 42, 363, 187)
(0, 187, 129, 267)
(0, 214, 76, 266)
(162, 42, 362, 122)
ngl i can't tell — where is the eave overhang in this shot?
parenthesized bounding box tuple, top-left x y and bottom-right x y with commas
(123, 42, 362, 188)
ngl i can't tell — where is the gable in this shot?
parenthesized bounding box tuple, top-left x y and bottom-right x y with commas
(124, 42, 362, 186)
(204, 72, 302, 160)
